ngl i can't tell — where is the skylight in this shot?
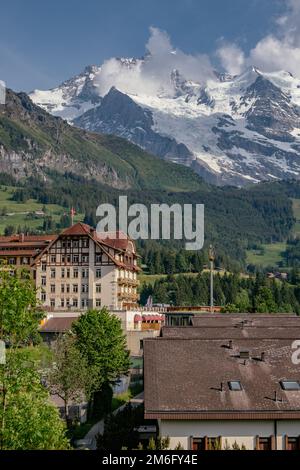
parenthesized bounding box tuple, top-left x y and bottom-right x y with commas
(280, 381, 300, 391)
(228, 380, 242, 391)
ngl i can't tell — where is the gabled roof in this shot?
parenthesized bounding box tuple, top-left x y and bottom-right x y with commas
(145, 315, 300, 420)
(60, 222, 92, 236)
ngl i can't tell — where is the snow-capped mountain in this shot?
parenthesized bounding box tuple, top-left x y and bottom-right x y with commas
(30, 61, 300, 186)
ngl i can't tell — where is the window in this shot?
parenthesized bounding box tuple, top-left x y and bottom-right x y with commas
(191, 437, 221, 451)
(95, 254, 102, 263)
(50, 299, 55, 308)
(66, 284, 70, 294)
(73, 268, 78, 278)
(61, 284, 65, 293)
(73, 255, 79, 263)
(82, 239, 89, 248)
(73, 240, 79, 248)
(67, 268, 70, 278)
(51, 255, 56, 263)
(61, 299, 65, 307)
(67, 255, 71, 263)
(81, 298, 88, 308)
(96, 268, 101, 278)
(192, 438, 206, 451)
(73, 284, 78, 293)
(41, 276, 46, 286)
(82, 268, 89, 278)
(50, 284, 55, 293)
(96, 284, 101, 293)
(41, 262, 47, 272)
(81, 284, 88, 293)
(50, 268, 56, 278)
(82, 255, 89, 263)
(96, 299, 101, 307)
(286, 437, 300, 450)
(257, 437, 272, 451)
(66, 298, 70, 307)
(139, 339, 144, 350)
(41, 292, 46, 302)
(73, 298, 78, 307)
(280, 381, 300, 391)
(228, 381, 242, 391)
(61, 268, 65, 278)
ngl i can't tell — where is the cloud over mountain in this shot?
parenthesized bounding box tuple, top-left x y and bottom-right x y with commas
(95, 27, 214, 97)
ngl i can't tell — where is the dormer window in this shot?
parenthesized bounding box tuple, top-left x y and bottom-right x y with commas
(228, 381, 242, 391)
(280, 381, 300, 391)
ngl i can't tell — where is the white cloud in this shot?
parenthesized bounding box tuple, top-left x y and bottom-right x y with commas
(214, 0, 300, 78)
(249, 0, 300, 77)
(95, 27, 214, 97)
(216, 43, 245, 75)
(249, 35, 300, 77)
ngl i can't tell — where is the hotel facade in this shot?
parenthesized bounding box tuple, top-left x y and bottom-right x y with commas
(0, 222, 139, 311)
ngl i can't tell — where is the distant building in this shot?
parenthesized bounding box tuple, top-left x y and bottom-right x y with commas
(0, 222, 139, 310)
(144, 314, 300, 450)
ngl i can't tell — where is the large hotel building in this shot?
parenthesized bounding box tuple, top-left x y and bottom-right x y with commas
(0, 222, 140, 311)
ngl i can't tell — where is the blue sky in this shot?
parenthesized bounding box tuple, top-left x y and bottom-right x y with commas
(0, 0, 288, 91)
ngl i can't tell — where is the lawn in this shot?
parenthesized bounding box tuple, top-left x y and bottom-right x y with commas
(246, 242, 286, 268)
(0, 185, 83, 234)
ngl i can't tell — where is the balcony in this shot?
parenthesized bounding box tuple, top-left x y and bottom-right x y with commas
(117, 278, 139, 286)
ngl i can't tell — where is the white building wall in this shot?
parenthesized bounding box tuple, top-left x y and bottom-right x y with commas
(159, 419, 300, 450)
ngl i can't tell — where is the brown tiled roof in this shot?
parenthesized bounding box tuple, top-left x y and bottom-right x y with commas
(161, 326, 300, 339)
(144, 335, 300, 419)
(191, 314, 299, 328)
(39, 317, 77, 333)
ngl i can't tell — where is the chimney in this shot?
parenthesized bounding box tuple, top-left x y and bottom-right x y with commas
(228, 340, 233, 349)
(274, 390, 278, 402)
(261, 352, 265, 362)
(220, 382, 224, 392)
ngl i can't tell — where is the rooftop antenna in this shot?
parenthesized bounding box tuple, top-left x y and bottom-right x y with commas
(209, 244, 215, 313)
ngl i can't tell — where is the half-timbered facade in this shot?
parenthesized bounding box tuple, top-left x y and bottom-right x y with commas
(0, 223, 139, 311)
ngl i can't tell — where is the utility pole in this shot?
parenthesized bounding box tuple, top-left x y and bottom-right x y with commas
(70, 207, 75, 226)
(209, 244, 215, 313)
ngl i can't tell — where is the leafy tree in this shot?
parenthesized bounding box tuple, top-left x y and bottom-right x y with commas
(0, 269, 70, 449)
(0, 350, 69, 449)
(47, 334, 93, 426)
(97, 403, 143, 450)
(4, 225, 15, 236)
(254, 286, 277, 313)
(0, 267, 44, 346)
(72, 308, 130, 416)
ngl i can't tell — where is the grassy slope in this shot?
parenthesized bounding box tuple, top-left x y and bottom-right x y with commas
(0, 186, 83, 234)
(245, 198, 300, 268)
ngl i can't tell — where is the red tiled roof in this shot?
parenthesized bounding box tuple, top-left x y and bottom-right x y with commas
(39, 317, 77, 333)
(61, 222, 91, 236)
(0, 235, 56, 243)
(0, 250, 37, 256)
